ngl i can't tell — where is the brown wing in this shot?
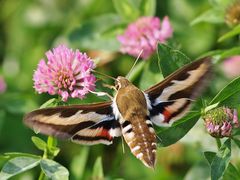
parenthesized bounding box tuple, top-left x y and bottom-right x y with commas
(24, 101, 121, 145)
(145, 57, 212, 126)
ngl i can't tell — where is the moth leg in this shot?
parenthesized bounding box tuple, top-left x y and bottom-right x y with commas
(89, 90, 113, 100)
(121, 136, 125, 153)
(103, 83, 117, 91)
(156, 134, 162, 143)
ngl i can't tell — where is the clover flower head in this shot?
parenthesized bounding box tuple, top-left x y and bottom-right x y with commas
(204, 107, 239, 138)
(0, 76, 7, 94)
(222, 56, 240, 78)
(33, 44, 96, 101)
(117, 16, 173, 59)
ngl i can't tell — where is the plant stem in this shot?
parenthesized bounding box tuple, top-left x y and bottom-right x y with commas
(38, 171, 45, 180)
(48, 136, 57, 148)
(38, 136, 58, 180)
(215, 138, 222, 150)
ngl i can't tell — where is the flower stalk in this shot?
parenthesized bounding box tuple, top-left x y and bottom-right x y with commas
(38, 136, 59, 180)
(215, 138, 222, 150)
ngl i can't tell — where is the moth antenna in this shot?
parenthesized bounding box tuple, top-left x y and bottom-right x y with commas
(126, 49, 143, 79)
(92, 70, 116, 81)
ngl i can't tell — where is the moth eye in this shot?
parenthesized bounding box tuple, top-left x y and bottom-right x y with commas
(115, 80, 120, 90)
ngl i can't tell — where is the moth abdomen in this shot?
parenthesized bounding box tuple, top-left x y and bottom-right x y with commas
(121, 117, 157, 168)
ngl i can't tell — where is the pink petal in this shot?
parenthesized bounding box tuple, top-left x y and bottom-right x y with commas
(159, 16, 173, 41)
(117, 16, 173, 59)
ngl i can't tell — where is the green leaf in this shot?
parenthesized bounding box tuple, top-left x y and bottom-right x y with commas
(209, 0, 232, 8)
(70, 148, 89, 180)
(157, 112, 200, 147)
(204, 103, 219, 113)
(40, 159, 69, 180)
(191, 9, 225, 26)
(210, 76, 240, 105)
(47, 136, 58, 148)
(40, 98, 58, 109)
(0, 157, 40, 179)
(211, 139, 231, 180)
(47, 136, 60, 158)
(128, 61, 145, 82)
(233, 128, 240, 136)
(92, 157, 104, 179)
(2, 94, 33, 114)
(4, 152, 40, 159)
(139, 0, 156, 16)
(31, 136, 47, 151)
(101, 23, 126, 38)
(218, 24, 240, 42)
(233, 138, 240, 148)
(199, 47, 240, 65)
(204, 151, 216, 165)
(223, 163, 240, 180)
(113, 0, 139, 21)
(0, 110, 5, 130)
(157, 43, 191, 77)
(0, 155, 9, 160)
(139, 57, 163, 90)
(47, 147, 60, 158)
(216, 47, 240, 61)
(198, 49, 223, 59)
(68, 14, 121, 51)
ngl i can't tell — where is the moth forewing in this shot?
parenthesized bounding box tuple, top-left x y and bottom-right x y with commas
(145, 57, 212, 98)
(23, 102, 122, 144)
(145, 57, 212, 126)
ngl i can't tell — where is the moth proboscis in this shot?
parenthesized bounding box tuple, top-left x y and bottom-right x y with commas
(24, 57, 212, 168)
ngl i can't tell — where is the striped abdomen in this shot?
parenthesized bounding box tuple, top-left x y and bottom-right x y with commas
(120, 115, 157, 168)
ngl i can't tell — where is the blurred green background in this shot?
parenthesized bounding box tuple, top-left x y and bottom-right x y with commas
(0, 0, 240, 179)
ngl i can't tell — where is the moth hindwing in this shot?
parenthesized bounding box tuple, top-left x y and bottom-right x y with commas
(24, 57, 212, 168)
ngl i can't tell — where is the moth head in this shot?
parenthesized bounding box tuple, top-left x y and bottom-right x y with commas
(115, 76, 131, 89)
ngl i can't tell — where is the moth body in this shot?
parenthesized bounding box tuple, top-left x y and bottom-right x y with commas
(114, 77, 157, 168)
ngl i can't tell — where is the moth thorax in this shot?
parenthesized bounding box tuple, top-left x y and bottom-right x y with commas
(121, 119, 157, 168)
